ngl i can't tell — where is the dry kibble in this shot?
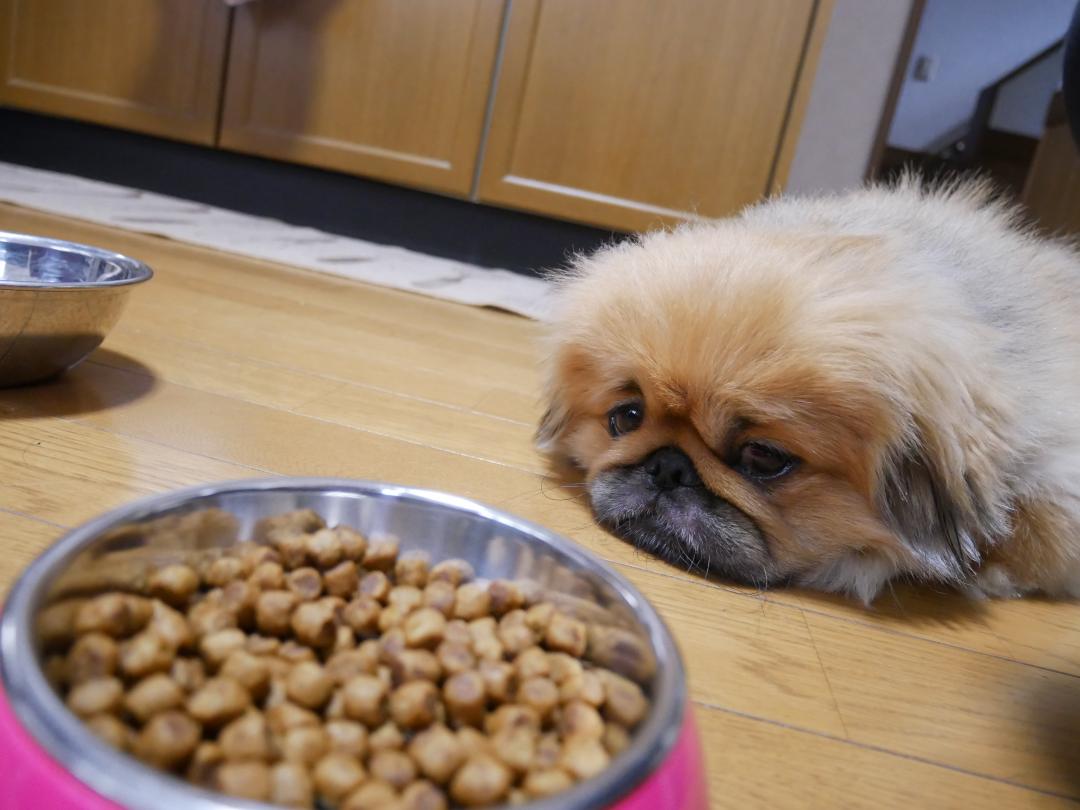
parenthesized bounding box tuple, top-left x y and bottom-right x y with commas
(370, 748, 418, 789)
(220, 650, 271, 699)
(148, 564, 199, 606)
(171, 657, 206, 692)
(48, 508, 650, 807)
(271, 761, 315, 808)
(561, 735, 611, 780)
(359, 571, 392, 602)
(428, 559, 474, 587)
(559, 700, 606, 740)
(453, 584, 491, 621)
(518, 676, 559, 721)
(214, 760, 271, 801)
(148, 600, 193, 651)
(280, 640, 319, 665)
(250, 560, 286, 590)
(280, 725, 329, 765)
(334, 525, 368, 561)
(400, 780, 449, 810)
(291, 599, 339, 649)
(514, 647, 551, 681)
(443, 670, 485, 727)
(75, 594, 152, 638)
(205, 557, 245, 588)
(422, 581, 457, 617)
(267, 702, 321, 735)
(389, 680, 440, 730)
(324, 560, 360, 599)
(395, 552, 431, 588)
(67, 677, 124, 717)
(219, 711, 272, 761)
(523, 768, 574, 798)
(187, 677, 251, 726)
(187, 741, 225, 787)
(388, 585, 424, 615)
(492, 724, 537, 773)
(286, 567, 324, 601)
(450, 754, 512, 806)
(524, 602, 555, 633)
(391, 649, 442, 685)
(408, 724, 465, 785)
(287, 661, 333, 710)
(125, 673, 184, 723)
(306, 528, 344, 569)
(135, 710, 201, 769)
(343, 780, 399, 810)
(547, 653, 583, 685)
(369, 722, 406, 752)
(67, 633, 118, 684)
(435, 642, 475, 677)
(325, 720, 368, 758)
(477, 660, 514, 703)
(488, 580, 525, 616)
(342, 674, 388, 726)
(326, 648, 377, 685)
(486, 704, 540, 735)
(314, 753, 367, 803)
(603, 723, 631, 756)
(587, 625, 657, 684)
(496, 611, 536, 656)
(363, 535, 400, 572)
(600, 671, 648, 727)
(188, 598, 237, 639)
(85, 713, 134, 751)
(534, 733, 561, 770)
(200, 628, 247, 670)
(545, 611, 588, 657)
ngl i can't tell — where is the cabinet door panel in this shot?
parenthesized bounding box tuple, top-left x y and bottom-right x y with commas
(477, 0, 820, 231)
(220, 0, 505, 196)
(0, 0, 229, 144)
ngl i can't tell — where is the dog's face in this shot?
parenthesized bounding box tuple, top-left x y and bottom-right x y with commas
(539, 223, 1003, 602)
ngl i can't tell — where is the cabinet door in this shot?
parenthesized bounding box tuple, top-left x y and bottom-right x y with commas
(477, 0, 822, 231)
(220, 0, 505, 197)
(0, 0, 229, 144)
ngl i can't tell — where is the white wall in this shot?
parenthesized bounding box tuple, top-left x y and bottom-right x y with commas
(785, 0, 915, 194)
(991, 46, 1064, 137)
(888, 0, 1073, 151)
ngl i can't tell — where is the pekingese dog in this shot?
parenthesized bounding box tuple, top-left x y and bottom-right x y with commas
(537, 177, 1080, 602)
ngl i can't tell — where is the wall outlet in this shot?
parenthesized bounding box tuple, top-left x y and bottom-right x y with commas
(913, 55, 937, 82)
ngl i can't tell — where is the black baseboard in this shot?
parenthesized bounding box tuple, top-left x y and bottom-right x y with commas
(0, 107, 625, 277)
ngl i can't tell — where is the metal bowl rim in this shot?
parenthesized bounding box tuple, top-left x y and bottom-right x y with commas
(0, 230, 153, 289)
(0, 477, 687, 810)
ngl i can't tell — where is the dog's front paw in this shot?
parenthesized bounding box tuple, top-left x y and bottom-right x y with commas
(965, 564, 1028, 599)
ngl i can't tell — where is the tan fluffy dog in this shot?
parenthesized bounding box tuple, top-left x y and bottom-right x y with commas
(538, 177, 1080, 602)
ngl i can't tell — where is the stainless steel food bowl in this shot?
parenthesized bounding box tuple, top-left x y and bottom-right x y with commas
(0, 479, 691, 810)
(0, 231, 152, 387)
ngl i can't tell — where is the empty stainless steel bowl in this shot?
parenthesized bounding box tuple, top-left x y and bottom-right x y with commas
(0, 231, 152, 387)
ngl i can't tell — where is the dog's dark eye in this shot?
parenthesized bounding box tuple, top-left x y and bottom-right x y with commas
(607, 402, 644, 438)
(736, 442, 794, 480)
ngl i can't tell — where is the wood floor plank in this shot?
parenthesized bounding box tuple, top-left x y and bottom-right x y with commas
(4, 203, 1080, 806)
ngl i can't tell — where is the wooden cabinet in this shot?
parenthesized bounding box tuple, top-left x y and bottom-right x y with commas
(477, 0, 824, 230)
(0, 0, 229, 144)
(218, 0, 505, 196)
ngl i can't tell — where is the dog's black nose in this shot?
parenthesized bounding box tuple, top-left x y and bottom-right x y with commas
(645, 446, 701, 490)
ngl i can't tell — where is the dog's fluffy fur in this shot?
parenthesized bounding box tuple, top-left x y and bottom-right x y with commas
(538, 177, 1080, 602)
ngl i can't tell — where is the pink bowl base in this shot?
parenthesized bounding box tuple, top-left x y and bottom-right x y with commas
(0, 680, 707, 809)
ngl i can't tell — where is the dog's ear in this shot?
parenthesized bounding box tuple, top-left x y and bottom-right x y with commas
(535, 396, 570, 452)
(876, 436, 990, 581)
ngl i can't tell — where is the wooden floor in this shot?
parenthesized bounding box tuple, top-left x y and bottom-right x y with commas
(2, 203, 1080, 808)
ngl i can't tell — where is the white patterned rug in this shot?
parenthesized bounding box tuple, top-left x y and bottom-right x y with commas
(0, 161, 553, 320)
